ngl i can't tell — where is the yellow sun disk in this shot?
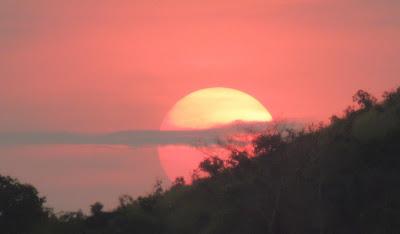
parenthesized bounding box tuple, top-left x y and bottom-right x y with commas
(159, 87, 272, 182)
(162, 87, 272, 130)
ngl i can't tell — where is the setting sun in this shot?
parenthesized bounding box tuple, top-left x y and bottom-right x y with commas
(158, 87, 272, 181)
(1, 1, 399, 232)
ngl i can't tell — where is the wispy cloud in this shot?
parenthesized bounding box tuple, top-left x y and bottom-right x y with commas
(1, 121, 289, 148)
(0, 122, 299, 147)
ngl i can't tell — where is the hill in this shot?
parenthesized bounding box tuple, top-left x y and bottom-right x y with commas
(1, 87, 400, 234)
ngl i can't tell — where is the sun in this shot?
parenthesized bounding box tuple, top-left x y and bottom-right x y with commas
(158, 87, 272, 182)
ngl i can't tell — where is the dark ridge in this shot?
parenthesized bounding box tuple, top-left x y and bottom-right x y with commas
(1, 87, 400, 234)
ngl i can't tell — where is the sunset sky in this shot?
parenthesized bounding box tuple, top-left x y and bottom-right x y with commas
(1, 0, 399, 211)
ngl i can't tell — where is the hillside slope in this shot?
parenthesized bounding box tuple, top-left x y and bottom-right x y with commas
(2, 87, 400, 234)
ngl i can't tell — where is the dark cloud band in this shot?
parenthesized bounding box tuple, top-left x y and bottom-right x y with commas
(0, 121, 281, 147)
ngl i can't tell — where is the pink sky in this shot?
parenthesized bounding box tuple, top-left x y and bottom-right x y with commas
(0, 0, 399, 211)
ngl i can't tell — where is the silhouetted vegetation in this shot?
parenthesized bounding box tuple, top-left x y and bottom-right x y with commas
(1, 87, 400, 234)
(0, 175, 47, 234)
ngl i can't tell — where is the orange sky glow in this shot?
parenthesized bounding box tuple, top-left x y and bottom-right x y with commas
(0, 0, 399, 211)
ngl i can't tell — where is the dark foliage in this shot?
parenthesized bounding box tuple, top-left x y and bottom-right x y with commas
(2, 87, 400, 234)
(0, 175, 47, 234)
(199, 156, 225, 177)
(353, 89, 377, 109)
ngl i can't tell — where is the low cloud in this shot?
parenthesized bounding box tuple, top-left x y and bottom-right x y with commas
(0, 121, 301, 148)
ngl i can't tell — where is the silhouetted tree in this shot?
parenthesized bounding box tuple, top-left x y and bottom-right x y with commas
(330, 115, 341, 124)
(90, 202, 104, 216)
(172, 177, 186, 187)
(383, 87, 400, 106)
(199, 156, 225, 177)
(153, 179, 163, 196)
(138, 180, 164, 212)
(227, 150, 250, 167)
(0, 175, 46, 234)
(253, 133, 285, 155)
(118, 194, 134, 209)
(353, 89, 377, 109)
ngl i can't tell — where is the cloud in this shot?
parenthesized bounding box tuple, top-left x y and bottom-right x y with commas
(0, 121, 301, 148)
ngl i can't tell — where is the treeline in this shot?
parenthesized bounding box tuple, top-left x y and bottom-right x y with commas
(1, 87, 400, 234)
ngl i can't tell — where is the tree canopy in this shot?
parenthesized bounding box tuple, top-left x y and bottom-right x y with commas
(0, 175, 47, 234)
